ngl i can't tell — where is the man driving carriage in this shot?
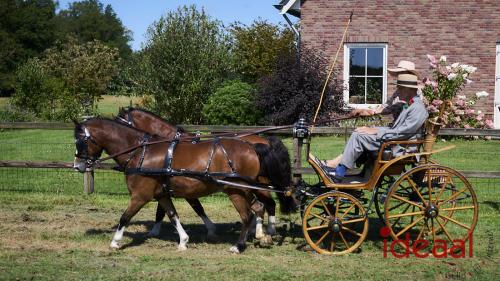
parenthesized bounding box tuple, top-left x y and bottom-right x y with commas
(320, 61, 429, 182)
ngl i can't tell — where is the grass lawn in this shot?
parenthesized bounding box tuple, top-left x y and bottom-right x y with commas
(0, 129, 499, 280)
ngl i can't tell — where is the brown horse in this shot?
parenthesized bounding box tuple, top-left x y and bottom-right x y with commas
(73, 118, 294, 253)
(116, 107, 292, 239)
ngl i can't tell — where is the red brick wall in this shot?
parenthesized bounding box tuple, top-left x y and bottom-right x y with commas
(301, 0, 500, 116)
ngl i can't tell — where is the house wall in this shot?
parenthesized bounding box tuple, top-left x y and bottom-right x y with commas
(301, 0, 500, 116)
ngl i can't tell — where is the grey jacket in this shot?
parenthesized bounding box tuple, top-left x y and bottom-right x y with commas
(376, 95, 428, 141)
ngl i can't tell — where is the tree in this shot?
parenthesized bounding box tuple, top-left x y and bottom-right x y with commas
(42, 38, 121, 116)
(256, 48, 346, 125)
(10, 39, 120, 120)
(230, 20, 295, 83)
(202, 81, 260, 125)
(56, 0, 132, 58)
(0, 0, 57, 95)
(134, 5, 232, 124)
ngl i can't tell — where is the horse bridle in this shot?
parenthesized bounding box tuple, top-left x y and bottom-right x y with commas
(75, 126, 101, 168)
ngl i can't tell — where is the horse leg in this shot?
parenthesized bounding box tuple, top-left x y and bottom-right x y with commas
(250, 199, 265, 239)
(256, 192, 277, 236)
(225, 189, 253, 254)
(110, 196, 147, 249)
(147, 204, 165, 237)
(186, 198, 217, 240)
(158, 196, 189, 251)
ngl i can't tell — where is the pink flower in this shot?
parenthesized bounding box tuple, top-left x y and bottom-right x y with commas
(427, 54, 437, 68)
(464, 124, 471, 129)
(427, 105, 439, 113)
(485, 119, 494, 129)
(466, 109, 475, 116)
(454, 116, 461, 122)
(454, 109, 465, 116)
(432, 99, 443, 107)
(476, 115, 483, 121)
(455, 99, 465, 107)
(431, 81, 438, 90)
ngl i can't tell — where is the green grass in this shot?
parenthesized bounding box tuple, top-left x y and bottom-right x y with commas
(0, 97, 7, 110)
(0, 130, 499, 280)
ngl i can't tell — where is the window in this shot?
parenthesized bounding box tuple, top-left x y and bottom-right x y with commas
(343, 43, 387, 107)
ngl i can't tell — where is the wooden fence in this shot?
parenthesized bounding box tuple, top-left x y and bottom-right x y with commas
(1, 122, 499, 194)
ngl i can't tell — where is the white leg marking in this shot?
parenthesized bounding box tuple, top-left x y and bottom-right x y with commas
(267, 215, 276, 236)
(148, 222, 162, 237)
(255, 217, 264, 239)
(229, 245, 240, 254)
(110, 226, 125, 249)
(173, 216, 189, 251)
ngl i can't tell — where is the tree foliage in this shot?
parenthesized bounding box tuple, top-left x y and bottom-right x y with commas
(202, 81, 260, 125)
(0, 0, 57, 95)
(56, 0, 132, 58)
(134, 5, 232, 124)
(230, 20, 295, 83)
(10, 39, 120, 120)
(256, 48, 346, 125)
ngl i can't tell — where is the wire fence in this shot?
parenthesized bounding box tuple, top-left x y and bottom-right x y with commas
(0, 126, 499, 199)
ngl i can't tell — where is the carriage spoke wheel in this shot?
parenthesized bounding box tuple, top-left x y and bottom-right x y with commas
(302, 191, 368, 255)
(374, 175, 395, 224)
(384, 164, 478, 255)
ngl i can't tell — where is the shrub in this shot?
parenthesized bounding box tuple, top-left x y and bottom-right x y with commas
(202, 81, 260, 125)
(256, 48, 346, 125)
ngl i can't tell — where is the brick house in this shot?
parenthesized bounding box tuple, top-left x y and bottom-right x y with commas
(277, 0, 500, 128)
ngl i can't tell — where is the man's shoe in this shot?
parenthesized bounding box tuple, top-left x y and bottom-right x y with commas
(321, 165, 344, 183)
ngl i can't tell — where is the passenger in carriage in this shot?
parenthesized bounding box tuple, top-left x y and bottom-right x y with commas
(321, 65, 429, 182)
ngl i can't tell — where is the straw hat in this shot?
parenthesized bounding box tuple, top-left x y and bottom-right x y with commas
(388, 60, 418, 75)
(395, 73, 420, 89)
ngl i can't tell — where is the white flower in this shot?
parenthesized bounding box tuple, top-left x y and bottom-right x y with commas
(457, 95, 466, 100)
(451, 62, 460, 68)
(462, 73, 468, 78)
(460, 64, 477, 74)
(440, 55, 447, 62)
(475, 91, 489, 98)
(447, 73, 457, 80)
(446, 66, 451, 71)
(478, 110, 482, 114)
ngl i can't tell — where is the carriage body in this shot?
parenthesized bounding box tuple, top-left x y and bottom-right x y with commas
(299, 120, 479, 255)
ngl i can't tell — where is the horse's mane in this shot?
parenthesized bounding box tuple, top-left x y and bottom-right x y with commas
(82, 117, 155, 137)
(119, 107, 186, 133)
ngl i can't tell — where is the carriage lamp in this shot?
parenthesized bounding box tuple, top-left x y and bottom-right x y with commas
(293, 118, 310, 139)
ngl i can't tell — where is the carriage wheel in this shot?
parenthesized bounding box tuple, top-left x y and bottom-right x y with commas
(302, 191, 368, 255)
(374, 175, 396, 223)
(384, 164, 478, 254)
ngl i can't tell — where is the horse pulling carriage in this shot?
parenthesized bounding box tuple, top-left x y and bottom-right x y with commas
(73, 108, 478, 255)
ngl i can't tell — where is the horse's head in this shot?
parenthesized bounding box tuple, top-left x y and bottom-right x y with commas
(73, 121, 104, 173)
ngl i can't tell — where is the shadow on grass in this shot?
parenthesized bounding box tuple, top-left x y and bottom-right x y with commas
(84, 216, 390, 252)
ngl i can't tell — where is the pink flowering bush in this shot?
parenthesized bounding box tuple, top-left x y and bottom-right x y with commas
(422, 55, 493, 129)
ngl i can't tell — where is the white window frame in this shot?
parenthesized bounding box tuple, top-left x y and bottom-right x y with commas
(343, 43, 388, 109)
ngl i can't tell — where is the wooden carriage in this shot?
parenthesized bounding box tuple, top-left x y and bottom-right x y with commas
(296, 119, 479, 255)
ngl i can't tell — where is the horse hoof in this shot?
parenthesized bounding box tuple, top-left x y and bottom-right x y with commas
(267, 228, 276, 236)
(260, 235, 273, 246)
(110, 241, 120, 249)
(177, 244, 187, 251)
(229, 246, 240, 254)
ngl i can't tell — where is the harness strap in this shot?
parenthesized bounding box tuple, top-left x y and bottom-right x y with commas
(218, 138, 236, 173)
(162, 131, 181, 195)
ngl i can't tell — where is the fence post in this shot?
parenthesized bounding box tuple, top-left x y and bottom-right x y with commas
(83, 168, 94, 194)
(292, 137, 303, 185)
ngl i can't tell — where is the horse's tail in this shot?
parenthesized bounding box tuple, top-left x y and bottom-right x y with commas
(253, 136, 295, 214)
